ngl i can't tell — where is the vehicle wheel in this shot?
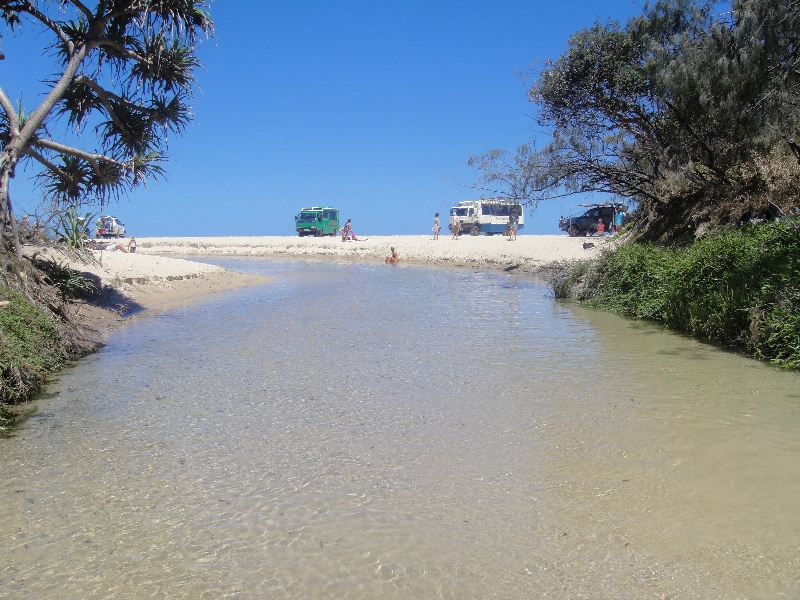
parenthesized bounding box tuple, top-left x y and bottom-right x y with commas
(470, 225, 480, 236)
(298, 232, 305, 237)
(568, 225, 581, 237)
(314, 230, 322, 237)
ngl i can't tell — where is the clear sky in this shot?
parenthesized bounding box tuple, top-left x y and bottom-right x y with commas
(6, 0, 645, 237)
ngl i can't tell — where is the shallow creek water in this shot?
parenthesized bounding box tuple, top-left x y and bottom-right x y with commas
(2, 258, 800, 599)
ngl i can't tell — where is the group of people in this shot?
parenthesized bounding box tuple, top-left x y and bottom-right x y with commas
(88, 236, 136, 253)
(430, 212, 519, 240)
(429, 212, 462, 239)
(338, 217, 397, 263)
(595, 212, 625, 236)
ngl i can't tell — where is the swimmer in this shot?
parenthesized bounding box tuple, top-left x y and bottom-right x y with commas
(385, 247, 399, 264)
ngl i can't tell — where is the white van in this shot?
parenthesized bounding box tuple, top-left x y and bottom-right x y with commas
(96, 215, 126, 238)
(449, 199, 524, 236)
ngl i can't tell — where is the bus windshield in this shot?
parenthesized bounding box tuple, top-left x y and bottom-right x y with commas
(297, 212, 320, 223)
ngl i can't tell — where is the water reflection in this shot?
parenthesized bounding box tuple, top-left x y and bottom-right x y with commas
(1, 259, 799, 598)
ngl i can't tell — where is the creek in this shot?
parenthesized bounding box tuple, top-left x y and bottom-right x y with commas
(2, 258, 799, 598)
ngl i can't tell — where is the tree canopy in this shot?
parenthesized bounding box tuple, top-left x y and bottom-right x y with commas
(471, 0, 800, 241)
(0, 0, 213, 255)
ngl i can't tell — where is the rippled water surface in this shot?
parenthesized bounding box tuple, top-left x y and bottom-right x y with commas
(2, 258, 800, 599)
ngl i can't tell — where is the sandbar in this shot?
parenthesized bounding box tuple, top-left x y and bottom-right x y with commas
(137, 234, 613, 274)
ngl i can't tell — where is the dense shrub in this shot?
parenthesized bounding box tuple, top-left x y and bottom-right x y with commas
(559, 221, 800, 368)
(0, 286, 66, 408)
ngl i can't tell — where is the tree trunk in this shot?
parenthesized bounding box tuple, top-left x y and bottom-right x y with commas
(0, 164, 10, 254)
(6, 193, 21, 259)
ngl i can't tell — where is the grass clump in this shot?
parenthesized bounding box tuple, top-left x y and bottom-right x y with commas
(557, 220, 800, 368)
(0, 252, 100, 431)
(0, 287, 66, 407)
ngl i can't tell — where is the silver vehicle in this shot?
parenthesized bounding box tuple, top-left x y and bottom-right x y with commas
(96, 215, 126, 238)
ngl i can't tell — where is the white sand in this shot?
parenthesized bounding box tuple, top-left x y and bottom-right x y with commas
(21, 245, 272, 339)
(137, 234, 613, 273)
(24, 244, 224, 284)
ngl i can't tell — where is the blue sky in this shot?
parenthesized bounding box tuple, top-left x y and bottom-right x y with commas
(6, 0, 645, 236)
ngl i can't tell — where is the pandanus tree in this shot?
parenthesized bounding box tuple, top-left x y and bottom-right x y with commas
(0, 0, 213, 257)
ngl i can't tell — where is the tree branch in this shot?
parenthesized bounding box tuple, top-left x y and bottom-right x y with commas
(72, 75, 131, 134)
(23, 146, 71, 179)
(92, 38, 147, 64)
(32, 137, 130, 171)
(18, 44, 89, 146)
(18, 0, 74, 53)
(66, 0, 95, 21)
(0, 86, 19, 135)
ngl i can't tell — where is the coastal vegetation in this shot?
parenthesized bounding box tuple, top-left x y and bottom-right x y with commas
(0, 0, 213, 423)
(554, 220, 800, 367)
(0, 0, 213, 258)
(0, 250, 98, 430)
(472, 0, 800, 241)
(468, 0, 800, 366)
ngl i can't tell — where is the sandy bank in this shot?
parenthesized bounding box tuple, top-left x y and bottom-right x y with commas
(137, 234, 615, 274)
(22, 245, 272, 338)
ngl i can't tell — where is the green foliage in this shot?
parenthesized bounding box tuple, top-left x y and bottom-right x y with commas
(55, 206, 96, 250)
(571, 221, 800, 367)
(473, 0, 800, 240)
(0, 1, 213, 215)
(31, 257, 97, 300)
(0, 287, 65, 405)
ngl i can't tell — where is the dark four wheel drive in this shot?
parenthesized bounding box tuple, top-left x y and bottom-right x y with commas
(559, 203, 627, 237)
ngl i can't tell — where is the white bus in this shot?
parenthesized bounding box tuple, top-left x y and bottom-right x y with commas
(449, 199, 524, 236)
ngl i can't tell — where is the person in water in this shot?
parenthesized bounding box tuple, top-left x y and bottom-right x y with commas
(385, 247, 399, 264)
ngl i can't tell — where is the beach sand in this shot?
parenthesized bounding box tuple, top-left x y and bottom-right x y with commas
(137, 234, 613, 273)
(23, 234, 609, 339)
(22, 245, 272, 339)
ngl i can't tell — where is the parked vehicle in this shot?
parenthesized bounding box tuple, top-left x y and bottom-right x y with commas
(449, 199, 524, 236)
(559, 203, 627, 236)
(96, 215, 126, 238)
(295, 206, 340, 237)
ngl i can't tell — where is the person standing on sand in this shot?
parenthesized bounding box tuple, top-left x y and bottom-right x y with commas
(432, 213, 441, 240)
(450, 213, 460, 240)
(508, 215, 517, 241)
(596, 218, 605, 236)
(129, 236, 137, 253)
(385, 247, 399, 264)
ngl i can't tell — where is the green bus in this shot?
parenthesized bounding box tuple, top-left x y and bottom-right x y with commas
(295, 206, 340, 237)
